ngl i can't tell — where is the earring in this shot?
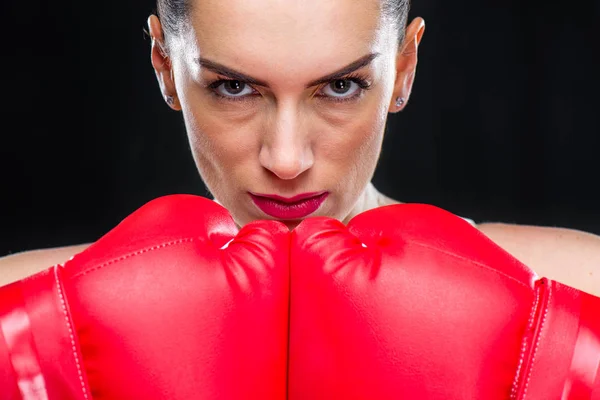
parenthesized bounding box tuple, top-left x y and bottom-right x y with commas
(165, 95, 175, 106)
(396, 97, 405, 108)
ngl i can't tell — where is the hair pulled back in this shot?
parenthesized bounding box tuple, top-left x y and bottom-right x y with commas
(157, 0, 411, 44)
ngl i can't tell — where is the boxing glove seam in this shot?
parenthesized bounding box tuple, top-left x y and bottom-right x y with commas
(54, 267, 90, 399)
(410, 240, 533, 290)
(68, 237, 199, 280)
(510, 286, 541, 399)
(514, 278, 551, 399)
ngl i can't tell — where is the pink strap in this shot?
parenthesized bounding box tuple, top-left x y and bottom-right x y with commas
(562, 290, 600, 398)
(0, 268, 90, 400)
(517, 279, 600, 399)
(0, 281, 47, 399)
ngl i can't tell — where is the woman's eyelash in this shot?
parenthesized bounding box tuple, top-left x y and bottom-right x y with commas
(206, 73, 372, 102)
(339, 73, 372, 90)
(207, 79, 247, 90)
(320, 73, 372, 103)
(207, 79, 257, 102)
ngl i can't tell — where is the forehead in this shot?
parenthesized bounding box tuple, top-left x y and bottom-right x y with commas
(184, 0, 392, 79)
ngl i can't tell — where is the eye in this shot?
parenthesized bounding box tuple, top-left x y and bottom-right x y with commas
(321, 79, 362, 99)
(213, 80, 255, 98)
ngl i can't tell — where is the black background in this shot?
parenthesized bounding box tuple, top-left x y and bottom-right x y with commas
(2, 0, 599, 255)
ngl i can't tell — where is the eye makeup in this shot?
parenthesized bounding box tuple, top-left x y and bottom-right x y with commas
(205, 72, 373, 104)
(315, 72, 373, 103)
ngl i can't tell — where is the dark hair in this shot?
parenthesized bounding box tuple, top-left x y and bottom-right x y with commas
(383, 0, 412, 43)
(157, 0, 411, 44)
(156, 0, 189, 42)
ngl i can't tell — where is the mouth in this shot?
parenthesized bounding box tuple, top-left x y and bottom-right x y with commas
(249, 192, 329, 220)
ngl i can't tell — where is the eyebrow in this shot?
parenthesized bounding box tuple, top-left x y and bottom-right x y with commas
(196, 52, 380, 88)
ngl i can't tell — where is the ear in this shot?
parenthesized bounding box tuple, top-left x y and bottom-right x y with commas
(388, 17, 425, 113)
(148, 15, 181, 111)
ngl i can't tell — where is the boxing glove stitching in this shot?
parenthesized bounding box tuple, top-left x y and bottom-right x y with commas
(54, 268, 90, 399)
(515, 279, 552, 399)
(69, 238, 196, 279)
(510, 287, 541, 399)
(410, 240, 532, 289)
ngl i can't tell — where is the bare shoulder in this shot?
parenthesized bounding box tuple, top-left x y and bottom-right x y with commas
(0, 244, 90, 288)
(477, 222, 600, 297)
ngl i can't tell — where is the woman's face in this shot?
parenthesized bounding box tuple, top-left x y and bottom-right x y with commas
(151, 0, 422, 229)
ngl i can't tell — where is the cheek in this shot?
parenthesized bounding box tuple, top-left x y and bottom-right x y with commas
(318, 96, 388, 176)
(179, 88, 260, 194)
(171, 60, 254, 178)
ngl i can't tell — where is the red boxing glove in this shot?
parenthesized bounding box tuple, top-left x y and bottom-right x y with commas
(289, 204, 600, 399)
(0, 195, 289, 400)
(1, 196, 599, 399)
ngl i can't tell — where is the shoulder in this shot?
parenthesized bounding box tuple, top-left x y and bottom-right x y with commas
(0, 244, 90, 288)
(476, 222, 600, 297)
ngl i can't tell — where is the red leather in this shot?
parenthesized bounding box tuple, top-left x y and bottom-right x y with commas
(0, 268, 87, 399)
(1, 195, 599, 399)
(289, 204, 600, 399)
(520, 280, 600, 399)
(0, 195, 289, 399)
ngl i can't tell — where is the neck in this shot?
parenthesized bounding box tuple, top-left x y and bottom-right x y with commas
(342, 182, 400, 225)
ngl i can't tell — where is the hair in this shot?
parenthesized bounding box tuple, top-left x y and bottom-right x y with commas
(157, 0, 411, 45)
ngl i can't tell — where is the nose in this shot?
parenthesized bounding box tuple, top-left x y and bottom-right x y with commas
(259, 104, 314, 180)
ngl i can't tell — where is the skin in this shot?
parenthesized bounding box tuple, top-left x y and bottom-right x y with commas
(149, 0, 422, 231)
(0, 0, 598, 297)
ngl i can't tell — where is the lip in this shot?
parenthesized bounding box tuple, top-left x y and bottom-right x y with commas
(249, 192, 329, 219)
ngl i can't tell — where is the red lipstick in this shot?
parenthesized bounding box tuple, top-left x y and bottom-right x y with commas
(249, 192, 328, 219)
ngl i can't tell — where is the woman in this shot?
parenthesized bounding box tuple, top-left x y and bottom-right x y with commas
(1, 0, 599, 296)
